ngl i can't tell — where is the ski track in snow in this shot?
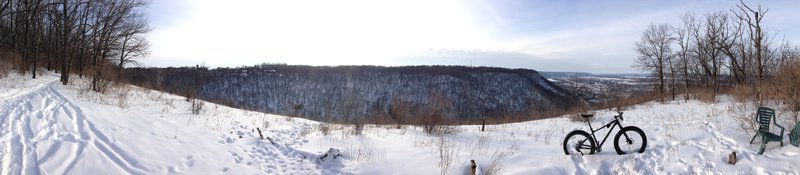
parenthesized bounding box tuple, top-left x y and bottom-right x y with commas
(0, 79, 145, 175)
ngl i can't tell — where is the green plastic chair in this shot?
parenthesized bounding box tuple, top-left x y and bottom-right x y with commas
(790, 122, 800, 147)
(748, 107, 784, 155)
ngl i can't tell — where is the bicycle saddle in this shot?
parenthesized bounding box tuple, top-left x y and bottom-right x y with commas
(581, 114, 594, 118)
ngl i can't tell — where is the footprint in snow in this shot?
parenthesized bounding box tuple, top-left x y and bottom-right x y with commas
(231, 152, 244, 164)
(182, 155, 195, 167)
(781, 151, 799, 157)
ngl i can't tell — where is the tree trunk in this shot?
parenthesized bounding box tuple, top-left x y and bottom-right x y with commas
(60, 0, 70, 85)
(117, 37, 127, 82)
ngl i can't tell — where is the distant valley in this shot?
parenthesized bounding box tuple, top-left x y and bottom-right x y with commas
(541, 72, 652, 104)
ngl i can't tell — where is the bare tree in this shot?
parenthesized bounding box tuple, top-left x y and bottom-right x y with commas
(721, 16, 751, 85)
(701, 11, 729, 94)
(733, 0, 768, 82)
(57, 0, 79, 84)
(778, 41, 799, 69)
(113, 14, 150, 81)
(634, 23, 673, 98)
(630, 1, 800, 106)
(89, 0, 150, 90)
(673, 13, 694, 101)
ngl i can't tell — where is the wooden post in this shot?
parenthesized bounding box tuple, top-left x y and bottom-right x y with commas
(470, 159, 477, 175)
(728, 151, 737, 165)
(256, 127, 264, 139)
(481, 117, 486, 132)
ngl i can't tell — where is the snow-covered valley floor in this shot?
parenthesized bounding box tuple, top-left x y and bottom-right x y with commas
(1, 72, 799, 175)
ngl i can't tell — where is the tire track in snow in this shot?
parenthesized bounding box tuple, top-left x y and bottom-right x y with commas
(31, 83, 88, 174)
(1, 79, 147, 174)
(0, 80, 52, 175)
(45, 84, 148, 174)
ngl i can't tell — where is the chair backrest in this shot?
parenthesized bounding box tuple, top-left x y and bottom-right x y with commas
(757, 107, 775, 132)
(791, 122, 800, 146)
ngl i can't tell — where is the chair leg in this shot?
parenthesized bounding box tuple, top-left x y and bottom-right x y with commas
(750, 134, 759, 144)
(759, 143, 766, 155)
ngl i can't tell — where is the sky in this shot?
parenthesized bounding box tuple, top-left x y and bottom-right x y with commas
(145, 0, 800, 74)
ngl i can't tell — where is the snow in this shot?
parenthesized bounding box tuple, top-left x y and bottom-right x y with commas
(1, 72, 800, 174)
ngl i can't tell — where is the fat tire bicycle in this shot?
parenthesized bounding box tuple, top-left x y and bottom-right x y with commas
(563, 111, 647, 155)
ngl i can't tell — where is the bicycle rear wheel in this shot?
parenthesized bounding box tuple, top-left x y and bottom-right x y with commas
(563, 130, 596, 155)
(613, 126, 647, 155)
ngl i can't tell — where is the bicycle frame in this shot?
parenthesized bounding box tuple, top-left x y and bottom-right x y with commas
(583, 116, 625, 149)
(564, 112, 646, 155)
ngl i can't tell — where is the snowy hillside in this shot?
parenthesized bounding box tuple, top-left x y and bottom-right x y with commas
(123, 65, 578, 122)
(1, 72, 799, 174)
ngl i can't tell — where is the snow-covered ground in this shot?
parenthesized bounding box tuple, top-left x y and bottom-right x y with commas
(1, 72, 799, 174)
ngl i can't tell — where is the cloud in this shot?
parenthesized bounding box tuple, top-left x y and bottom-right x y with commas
(144, 0, 800, 73)
(147, 0, 192, 28)
(146, 0, 499, 67)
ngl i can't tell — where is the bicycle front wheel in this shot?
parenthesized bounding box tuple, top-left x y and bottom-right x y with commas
(613, 126, 647, 155)
(563, 130, 596, 155)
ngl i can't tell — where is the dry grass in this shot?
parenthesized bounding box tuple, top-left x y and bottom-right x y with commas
(419, 115, 457, 135)
(719, 60, 800, 137)
(543, 123, 557, 145)
(436, 136, 457, 175)
(190, 98, 205, 115)
(0, 58, 11, 78)
(0, 71, 26, 90)
(337, 137, 385, 163)
(112, 84, 133, 108)
(0, 50, 20, 77)
(725, 60, 800, 130)
(351, 122, 364, 136)
(483, 138, 520, 175)
(299, 125, 312, 137)
(483, 150, 511, 175)
(316, 123, 331, 135)
(468, 134, 491, 156)
(565, 103, 595, 123)
(729, 102, 759, 136)
(728, 85, 757, 102)
(159, 95, 176, 117)
(772, 60, 800, 124)
(261, 117, 271, 129)
(73, 76, 135, 109)
(692, 88, 717, 103)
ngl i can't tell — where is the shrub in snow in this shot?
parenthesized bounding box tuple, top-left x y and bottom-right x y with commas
(317, 123, 331, 135)
(190, 99, 205, 115)
(0, 59, 11, 77)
